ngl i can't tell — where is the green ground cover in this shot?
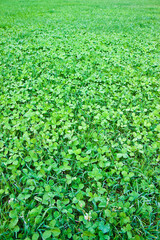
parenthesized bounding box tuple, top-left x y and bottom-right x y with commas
(0, 0, 160, 239)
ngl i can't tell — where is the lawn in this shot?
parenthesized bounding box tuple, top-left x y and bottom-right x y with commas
(0, 0, 160, 239)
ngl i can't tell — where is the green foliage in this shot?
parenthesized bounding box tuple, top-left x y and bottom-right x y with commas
(0, 0, 160, 239)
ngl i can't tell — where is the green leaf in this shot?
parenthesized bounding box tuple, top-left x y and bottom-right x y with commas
(29, 206, 43, 217)
(83, 231, 96, 237)
(0, 141, 4, 148)
(98, 200, 107, 208)
(0, 189, 4, 195)
(99, 222, 110, 233)
(32, 233, 39, 240)
(127, 231, 132, 239)
(155, 125, 160, 132)
(74, 149, 81, 155)
(104, 209, 111, 217)
(8, 218, 18, 229)
(52, 228, 61, 237)
(78, 200, 85, 208)
(117, 153, 123, 158)
(9, 210, 18, 219)
(49, 220, 56, 228)
(126, 224, 132, 231)
(14, 225, 20, 232)
(42, 230, 52, 239)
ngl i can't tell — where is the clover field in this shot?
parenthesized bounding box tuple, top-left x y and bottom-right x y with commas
(0, 0, 160, 239)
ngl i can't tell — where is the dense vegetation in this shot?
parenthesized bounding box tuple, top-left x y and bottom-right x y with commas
(0, 0, 160, 239)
